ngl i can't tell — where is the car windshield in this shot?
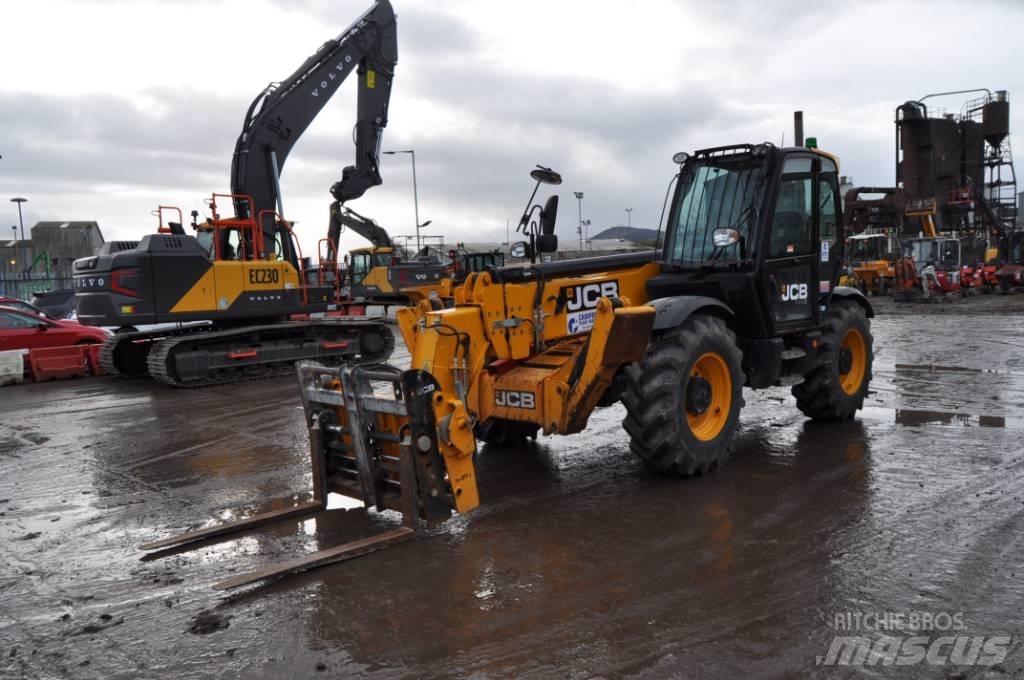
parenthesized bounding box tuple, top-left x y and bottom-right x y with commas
(0, 310, 41, 329)
(668, 157, 765, 266)
(5, 301, 38, 315)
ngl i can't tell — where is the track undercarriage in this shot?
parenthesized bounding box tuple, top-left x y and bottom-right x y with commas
(100, 320, 394, 387)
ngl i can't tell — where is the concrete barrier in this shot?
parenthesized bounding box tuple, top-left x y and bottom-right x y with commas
(0, 349, 26, 386)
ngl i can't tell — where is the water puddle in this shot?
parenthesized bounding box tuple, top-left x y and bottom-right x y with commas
(860, 406, 1024, 430)
(893, 363, 1024, 378)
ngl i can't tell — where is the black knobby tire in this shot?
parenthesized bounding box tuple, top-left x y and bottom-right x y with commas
(622, 314, 745, 476)
(792, 302, 873, 421)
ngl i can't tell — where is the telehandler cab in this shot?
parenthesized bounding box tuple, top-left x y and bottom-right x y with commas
(145, 142, 874, 588)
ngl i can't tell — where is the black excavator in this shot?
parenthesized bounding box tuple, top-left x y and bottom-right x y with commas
(74, 0, 400, 386)
(326, 203, 449, 308)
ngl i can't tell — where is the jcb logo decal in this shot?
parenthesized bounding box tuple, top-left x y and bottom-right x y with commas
(495, 390, 536, 409)
(563, 280, 619, 311)
(248, 268, 280, 285)
(781, 283, 808, 301)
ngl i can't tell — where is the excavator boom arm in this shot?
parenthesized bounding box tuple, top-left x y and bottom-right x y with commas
(229, 0, 397, 253)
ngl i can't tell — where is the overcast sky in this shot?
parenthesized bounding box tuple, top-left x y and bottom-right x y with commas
(1, 0, 1022, 255)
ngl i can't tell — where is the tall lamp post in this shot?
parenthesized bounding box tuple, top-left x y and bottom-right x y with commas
(625, 207, 633, 228)
(383, 150, 421, 250)
(10, 225, 17, 280)
(573, 191, 584, 249)
(11, 197, 27, 241)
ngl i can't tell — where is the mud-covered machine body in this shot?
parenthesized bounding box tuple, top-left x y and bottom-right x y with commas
(145, 143, 875, 588)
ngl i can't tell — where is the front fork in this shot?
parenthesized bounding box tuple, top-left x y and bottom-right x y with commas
(298, 361, 480, 524)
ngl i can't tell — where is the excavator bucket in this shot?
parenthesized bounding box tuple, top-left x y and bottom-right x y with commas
(140, 361, 456, 589)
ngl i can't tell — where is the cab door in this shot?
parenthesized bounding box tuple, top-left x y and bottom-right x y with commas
(762, 155, 819, 330)
(816, 157, 841, 289)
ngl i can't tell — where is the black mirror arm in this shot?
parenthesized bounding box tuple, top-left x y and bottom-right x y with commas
(517, 180, 543, 233)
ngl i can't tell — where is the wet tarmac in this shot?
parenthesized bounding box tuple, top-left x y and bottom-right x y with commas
(2, 297, 1024, 679)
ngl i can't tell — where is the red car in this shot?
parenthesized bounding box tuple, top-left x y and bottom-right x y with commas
(0, 306, 109, 352)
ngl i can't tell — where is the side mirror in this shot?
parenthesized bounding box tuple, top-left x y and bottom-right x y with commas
(712, 228, 741, 247)
(36, 322, 49, 331)
(530, 167, 563, 186)
(537, 234, 558, 253)
(540, 195, 559, 236)
(510, 241, 529, 259)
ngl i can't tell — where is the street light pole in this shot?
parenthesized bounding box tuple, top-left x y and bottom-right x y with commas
(383, 150, 420, 250)
(11, 197, 27, 241)
(10, 225, 17, 279)
(625, 208, 632, 228)
(573, 191, 584, 249)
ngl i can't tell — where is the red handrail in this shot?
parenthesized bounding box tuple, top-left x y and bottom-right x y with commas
(317, 237, 340, 289)
(206, 193, 265, 261)
(153, 206, 183, 234)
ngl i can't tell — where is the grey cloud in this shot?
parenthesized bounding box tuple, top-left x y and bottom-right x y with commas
(0, 90, 243, 190)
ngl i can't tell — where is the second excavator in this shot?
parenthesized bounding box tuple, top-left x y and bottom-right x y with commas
(73, 1, 402, 386)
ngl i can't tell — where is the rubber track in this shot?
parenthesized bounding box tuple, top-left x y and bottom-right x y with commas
(98, 324, 217, 377)
(144, 321, 395, 388)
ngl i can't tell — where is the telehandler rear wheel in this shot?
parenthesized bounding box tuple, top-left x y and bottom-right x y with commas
(622, 314, 744, 476)
(792, 301, 873, 421)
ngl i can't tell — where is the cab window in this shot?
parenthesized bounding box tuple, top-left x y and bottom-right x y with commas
(819, 158, 839, 247)
(351, 253, 371, 283)
(195, 230, 214, 258)
(769, 157, 813, 257)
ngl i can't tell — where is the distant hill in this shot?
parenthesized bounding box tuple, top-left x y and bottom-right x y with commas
(590, 226, 660, 243)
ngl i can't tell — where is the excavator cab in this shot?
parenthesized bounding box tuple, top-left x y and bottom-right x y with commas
(348, 248, 391, 286)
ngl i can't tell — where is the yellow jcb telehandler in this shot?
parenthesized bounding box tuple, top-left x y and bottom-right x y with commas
(144, 143, 875, 589)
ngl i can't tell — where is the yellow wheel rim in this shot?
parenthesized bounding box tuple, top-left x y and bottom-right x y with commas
(686, 352, 732, 442)
(840, 328, 867, 396)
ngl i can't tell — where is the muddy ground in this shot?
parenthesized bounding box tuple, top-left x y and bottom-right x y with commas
(2, 296, 1024, 679)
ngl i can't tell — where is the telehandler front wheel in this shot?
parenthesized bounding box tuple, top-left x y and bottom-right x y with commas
(792, 301, 873, 421)
(622, 314, 745, 476)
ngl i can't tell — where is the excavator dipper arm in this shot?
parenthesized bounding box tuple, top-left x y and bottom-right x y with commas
(230, 0, 397, 254)
(327, 202, 394, 253)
